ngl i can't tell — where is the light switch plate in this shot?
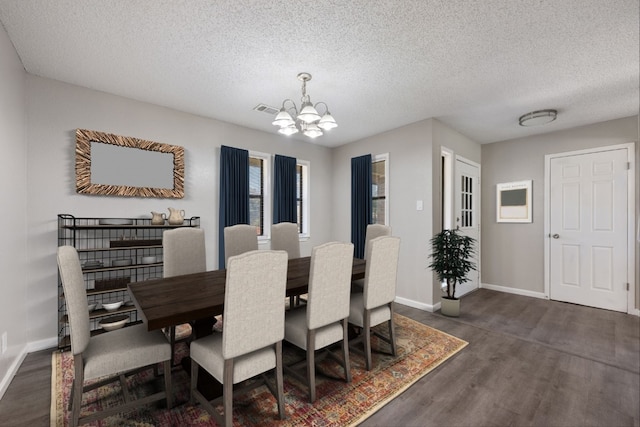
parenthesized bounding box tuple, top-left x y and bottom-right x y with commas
(416, 200, 423, 211)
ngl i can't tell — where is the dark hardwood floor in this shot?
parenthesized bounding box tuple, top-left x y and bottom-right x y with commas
(1, 289, 638, 426)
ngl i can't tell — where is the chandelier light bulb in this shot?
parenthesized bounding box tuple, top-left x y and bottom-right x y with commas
(318, 112, 338, 130)
(278, 124, 299, 136)
(272, 108, 295, 128)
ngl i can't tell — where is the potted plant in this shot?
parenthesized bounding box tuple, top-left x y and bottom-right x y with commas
(428, 229, 476, 317)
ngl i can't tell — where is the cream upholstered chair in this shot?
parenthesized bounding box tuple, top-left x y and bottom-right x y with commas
(363, 224, 392, 257)
(223, 224, 258, 265)
(349, 236, 401, 370)
(57, 246, 172, 427)
(163, 228, 206, 364)
(284, 241, 354, 402)
(190, 250, 288, 426)
(271, 222, 300, 258)
(271, 222, 301, 307)
(353, 224, 392, 290)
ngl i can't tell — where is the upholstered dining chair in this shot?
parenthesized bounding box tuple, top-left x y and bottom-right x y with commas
(57, 246, 172, 427)
(271, 222, 300, 258)
(353, 224, 392, 291)
(284, 241, 354, 402)
(271, 222, 301, 307)
(189, 250, 288, 427)
(163, 227, 206, 364)
(363, 224, 392, 257)
(223, 224, 258, 265)
(349, 236, 401, 370)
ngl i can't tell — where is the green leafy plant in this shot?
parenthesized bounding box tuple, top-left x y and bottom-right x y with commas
(428, 229, 476, 300)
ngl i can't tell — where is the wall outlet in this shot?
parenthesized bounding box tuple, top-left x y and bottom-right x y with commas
(1, 332, 7, 354)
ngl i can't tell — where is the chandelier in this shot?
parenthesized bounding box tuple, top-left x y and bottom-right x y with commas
(272, 72, 337, 138)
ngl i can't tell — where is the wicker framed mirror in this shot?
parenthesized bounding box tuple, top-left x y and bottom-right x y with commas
(75, 129, 184, 198)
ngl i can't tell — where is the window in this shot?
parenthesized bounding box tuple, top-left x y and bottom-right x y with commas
(249, 152, 271, 238)
(296, 160, 310, 237)
(372, 153, 389, 225)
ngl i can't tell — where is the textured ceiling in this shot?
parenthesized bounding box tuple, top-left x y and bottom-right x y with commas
(0, 0, 638, 147)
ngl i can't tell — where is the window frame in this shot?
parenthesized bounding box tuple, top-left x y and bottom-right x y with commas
(297, 159, 310, 240)
(249, 151, 271, 242)
(372, 153, 389, 225)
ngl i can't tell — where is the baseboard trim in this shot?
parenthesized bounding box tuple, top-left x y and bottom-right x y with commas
(27, 336, 58, 353)
(395, 296, 438, 313)
(0, 345, 28, 401)
(480, 283, 548, 300)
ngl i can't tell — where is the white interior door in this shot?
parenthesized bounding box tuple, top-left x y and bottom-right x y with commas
(548, 148, 628, 312)
(454, 157, 480, 297)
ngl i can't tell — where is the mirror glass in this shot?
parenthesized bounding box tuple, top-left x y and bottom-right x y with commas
(90, 142, 174, 188)
(76, 129, 184, 198)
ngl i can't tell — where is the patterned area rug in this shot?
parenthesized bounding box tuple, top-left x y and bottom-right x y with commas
(51, 314, 467, 426)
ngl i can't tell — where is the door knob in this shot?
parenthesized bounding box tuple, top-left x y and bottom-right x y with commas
(552, 234, 560, 239)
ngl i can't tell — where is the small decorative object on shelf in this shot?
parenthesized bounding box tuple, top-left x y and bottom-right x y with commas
(167, 207, 185, 225)
(150, 211, 166, 225)
(57, 214, 200, 349)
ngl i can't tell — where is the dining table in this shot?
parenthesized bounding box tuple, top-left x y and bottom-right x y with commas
(128, 255, 366, 398)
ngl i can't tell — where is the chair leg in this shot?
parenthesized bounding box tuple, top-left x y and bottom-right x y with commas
(170, 326, 176, 365)
(388, 303, 397, 357)
(363, 310, 372, 370)
(306, 329, 316, 403)
(275, 341, 286, 419)
(190, 359, 199, 404)
(223, 359, 234, 427)
(71, 355, 84, 427)
(341, 319, 352, 382)
(163, 360, 173, 409)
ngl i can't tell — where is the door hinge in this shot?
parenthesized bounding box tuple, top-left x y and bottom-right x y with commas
(627, 162, 631, 170)
(627, 283, 630, 291)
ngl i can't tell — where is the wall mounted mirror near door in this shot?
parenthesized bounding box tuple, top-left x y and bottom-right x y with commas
(75, 129, 185, 198)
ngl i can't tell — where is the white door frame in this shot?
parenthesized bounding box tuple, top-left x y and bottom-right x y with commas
(440, 149, 482, 295)
(544, 143, 636, 314)
(455, 155, 481, 295)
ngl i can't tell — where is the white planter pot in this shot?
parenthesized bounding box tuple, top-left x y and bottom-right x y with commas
(441, 297, 460, 317)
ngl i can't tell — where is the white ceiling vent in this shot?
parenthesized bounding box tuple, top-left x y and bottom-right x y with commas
(253, 104, 279, 115)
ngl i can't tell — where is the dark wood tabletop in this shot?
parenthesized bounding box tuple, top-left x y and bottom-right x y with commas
(128, 256, 366, 332)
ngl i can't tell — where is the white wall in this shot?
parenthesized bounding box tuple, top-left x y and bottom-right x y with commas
(481, 116, 639, 309)
(0, 23, 28, 399)
(331, 118, 482, 310)
(24, 75, 335, 347)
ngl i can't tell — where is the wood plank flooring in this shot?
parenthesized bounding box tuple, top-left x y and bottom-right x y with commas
(0, 289, 638, 426)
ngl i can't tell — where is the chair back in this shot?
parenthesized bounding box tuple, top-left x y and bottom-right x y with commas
(364, 224, 392, 261)
(163, 228, 206, 278)
(223, 224, 259, 264)
(222, 250, 288, 359)
(306, 242, 354, 330)
(271, 222, 300, 259)
(364, 236, 401, 310)
(57, 246, 91, 355)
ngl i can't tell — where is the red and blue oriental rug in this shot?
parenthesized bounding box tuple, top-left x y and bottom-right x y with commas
(51, 314, 467, 426)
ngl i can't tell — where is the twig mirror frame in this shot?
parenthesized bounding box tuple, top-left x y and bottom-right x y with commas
(75, 129, 185, 198)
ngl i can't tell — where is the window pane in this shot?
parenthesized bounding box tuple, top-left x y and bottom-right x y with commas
(372, 160, 385, 197)
(249, 158, 262, 195)
(372, 159, 386, 225)
(249, 157, 264, 235)
(372, 199, 386, 224)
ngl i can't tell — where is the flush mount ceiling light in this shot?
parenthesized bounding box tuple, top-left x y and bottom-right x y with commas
(272, 72, 337, 139)
(518, 109, 558, 127)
